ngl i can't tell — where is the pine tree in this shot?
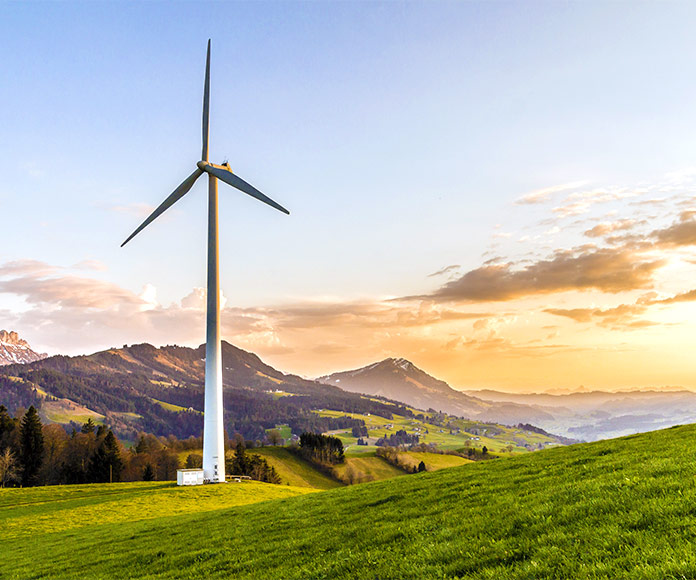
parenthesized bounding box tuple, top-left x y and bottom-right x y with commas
(19, 406, 44, 486)
(81, 418, 95, 434)
(418, 460, 427, 473)
(142, 463, 155, 481)
(87, 430, 123, 483)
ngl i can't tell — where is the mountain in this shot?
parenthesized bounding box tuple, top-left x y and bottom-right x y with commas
(318, 358, 555, 424)
(0, 330, 46, 366)
(465, 388, 696, 441)
(0, 341, 414, 440)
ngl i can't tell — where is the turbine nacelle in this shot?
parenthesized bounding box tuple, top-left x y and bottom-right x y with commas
(197, 160, 230, 172)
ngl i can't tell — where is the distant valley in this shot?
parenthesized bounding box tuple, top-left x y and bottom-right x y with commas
(320, 357, 696, 441)
(464, 388, 696, 441)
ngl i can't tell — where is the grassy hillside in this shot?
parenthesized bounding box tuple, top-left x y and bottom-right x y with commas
(4, 425, 696, 579)
(251, 447, 343, 490)
(0, 481, 314, 542)
(333, 452, 407, 483)
(396, 450, 473, 471)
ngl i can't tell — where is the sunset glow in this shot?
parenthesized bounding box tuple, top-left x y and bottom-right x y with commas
(2, 3, 696, 392)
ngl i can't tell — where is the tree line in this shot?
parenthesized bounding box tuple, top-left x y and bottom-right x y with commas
(0, 405, 286, 487)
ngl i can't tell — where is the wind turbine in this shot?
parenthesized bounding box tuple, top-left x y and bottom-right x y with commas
(121, 40, 289, 483)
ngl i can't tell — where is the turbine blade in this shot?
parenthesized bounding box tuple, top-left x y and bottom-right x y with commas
(202, 39, 211, 162)
(204, 164, 290, 215)
(121, 168, 203, 247)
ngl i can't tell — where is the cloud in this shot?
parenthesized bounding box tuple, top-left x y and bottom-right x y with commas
(0, 258, 498, 373)
(0, 274, 143, 309)
(544, 303, 649, 328)
(0, 260, 59, 277)
(515, 181, 587, 205)
(427, 264, 461, 278)
(263, 300, 490, 330)
(649, 289, 696, 305)
(652, 214, 696, 247)
(543, 283, 696, 330)
(551, 187, 638, 219)
(584, 219, 639, 238)
(430, 246, 664, 302)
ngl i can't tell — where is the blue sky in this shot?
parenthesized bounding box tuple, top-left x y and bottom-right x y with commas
(3, 2, 696, 389)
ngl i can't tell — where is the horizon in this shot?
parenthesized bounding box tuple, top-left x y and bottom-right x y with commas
(2, 3, 696, 393)
(3, 326, 695, 396)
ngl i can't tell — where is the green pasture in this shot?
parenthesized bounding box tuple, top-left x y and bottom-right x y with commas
(333, 452, 407, 483)
(396, 451, 473, 471)
(3, 425, 696, 578)
(265, 424, 292, 439)
(251, 447, 342, 490)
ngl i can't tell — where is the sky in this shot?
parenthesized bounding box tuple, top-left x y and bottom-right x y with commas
(2, 1, 696, 392)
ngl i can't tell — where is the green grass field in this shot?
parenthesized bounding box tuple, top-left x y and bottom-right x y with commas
(396, 450, 473, 471)
(4, 425, 696, 579)
(251, 447, 342, 489)
(265, 424, 292, 439)
(333, 452, 407, 483)
(0, 481, 313, 542)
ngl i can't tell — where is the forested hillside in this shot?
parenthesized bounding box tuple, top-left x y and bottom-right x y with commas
(0, 342, 412, 440)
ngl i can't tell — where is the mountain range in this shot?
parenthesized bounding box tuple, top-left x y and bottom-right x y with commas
(2, 330, 695, 443)
(0, 339, 414, 441)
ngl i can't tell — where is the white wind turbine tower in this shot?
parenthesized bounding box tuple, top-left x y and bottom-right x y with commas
(121, 40, 289, 483)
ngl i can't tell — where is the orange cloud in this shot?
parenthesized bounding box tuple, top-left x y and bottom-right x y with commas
(584, 219, 639, 238)
(432, 246, 664, 302)
(544, 303, 650, 328)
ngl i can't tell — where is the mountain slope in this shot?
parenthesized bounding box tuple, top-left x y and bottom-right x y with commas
(3, 424, 696, 579)
(0, 342, 411, 440)
(319, 357, 554, 424)
(0, 330, 46, 366)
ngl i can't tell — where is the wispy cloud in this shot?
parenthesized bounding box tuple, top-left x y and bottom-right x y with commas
(515, 181, 587, 205)
(427, 264, 460, 278)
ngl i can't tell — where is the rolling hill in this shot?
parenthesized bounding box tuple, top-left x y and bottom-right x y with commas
(2, 424, 696, 579)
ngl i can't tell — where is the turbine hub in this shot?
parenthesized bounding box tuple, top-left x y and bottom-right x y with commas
(197, 160, 209, 171)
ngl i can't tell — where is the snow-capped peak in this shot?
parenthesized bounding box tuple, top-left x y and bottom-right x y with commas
(0, 330, 47, 366)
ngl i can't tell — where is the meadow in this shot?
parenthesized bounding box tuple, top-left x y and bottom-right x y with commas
(3, 424, 696, 578)
(314, 409, 558, 452)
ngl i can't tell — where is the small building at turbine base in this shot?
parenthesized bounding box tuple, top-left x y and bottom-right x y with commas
(177, 469, 205, 486)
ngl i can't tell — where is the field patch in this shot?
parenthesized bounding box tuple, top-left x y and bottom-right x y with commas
(252, 447, 342, 489)
(333, 453, 407, 483)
